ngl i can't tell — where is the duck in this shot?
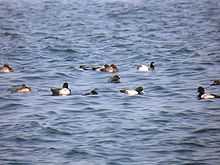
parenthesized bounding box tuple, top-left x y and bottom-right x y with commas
(79, 65, 91, 71)
(92, 64, 107, 71)
(137, 61, 155, 71)
(0, 64, 13, 72)
(92, 64, 119, 73)
(81, 89, 98, 96)
(210, 80, 220, 86)
(120, 86, 144, 96)
(11, 84, 31, 93)
(101, 64, 119, 73)
(108, 75, 121, 83)
(51, 82, 71, 96)
(197, 86, 220, 99)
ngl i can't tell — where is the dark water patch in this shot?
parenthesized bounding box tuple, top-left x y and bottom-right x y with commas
(81, 107, 96, 111)
(23, 114, 48, 120)
(199, 61, 215, 65)
(14, 136, 58, 143)
(173, 149, 194, 153)
(45, 45, 78, 53)
(46, 110, 57, 115)
(0, 103, 26, 110)
(178, 141, 205, 148)
(54, 72, 73, 78)
(42, 126, 72, 136)
(181, 163, 209, 165)
(65, 148, 92, 159)
(171, 47, 194, 54)
(64, 56, 76, 61)
(192, 67, 206, 71)
(43, 35, 61, 40)
(0, 160, 33, 165)
(2, 31, 21, 38)
(193, 127, 220, 134)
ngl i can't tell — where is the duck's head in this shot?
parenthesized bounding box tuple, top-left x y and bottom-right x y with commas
(104, 64, 110, 68)
(135, 86, 144, 94)
(150, 62, 155, 69)
(21, 84, 27, 88)
(3, 64, 10, 68)
(111, 64, 118, 69)
(198, 86, 205, 94)
(79, 65, 86, 69)
(90, 90, 98, 95)
(113, 75, 120, 79)
(63, 82, 69, 88)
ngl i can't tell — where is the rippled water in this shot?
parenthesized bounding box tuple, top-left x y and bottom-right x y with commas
(0, 0, 220, 164)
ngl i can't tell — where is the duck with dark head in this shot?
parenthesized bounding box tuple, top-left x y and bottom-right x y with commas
(197, 86, 220, 99)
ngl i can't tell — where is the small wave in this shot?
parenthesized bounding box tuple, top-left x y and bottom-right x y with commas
(14, 136, 58, 143)
(43, 126, 72, 135)
(2, 32, 21, 37)
(111, 43, 133, 48)
(0, 103, 24, 110)
(45, 46, 77, 53)
(192, 67, 206, 71)
(112, 35, 129, 40)
(54, 72, 72, 78)
(173, 149, 194, 153)
(43, 36, 61, 40)
(193, 127, 220, 134)
(179, 141, 205, 148)
(65, 148, 92, 158)
(171, 47, 194, 54)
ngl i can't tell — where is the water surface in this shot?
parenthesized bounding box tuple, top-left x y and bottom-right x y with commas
(0, 0, 220, 164)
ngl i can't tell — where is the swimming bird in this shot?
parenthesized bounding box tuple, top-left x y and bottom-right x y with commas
(120, 86, 144, 96)
(93, 64, 119, 73)
(79, 65, 91, 71)
(137, 61, 155, 71)
(51, 82, 71, 96)
(0, 64, 13, 72)
(108, 75, 121, 83)
(101, 64, 119, 73)
(197, 86, 220, 99)
(92, 64, 107, 71)
(11, 84, 31, 93)
(210, 80, 220, 86)
(81, 89, 98, 96)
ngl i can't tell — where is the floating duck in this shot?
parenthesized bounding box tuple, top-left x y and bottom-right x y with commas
(197, 86, 220, 99)
(79, 65, 91, 71)
(51, 82, 71, 96)
(210, 80, 220, 86)
(0, 64, 13, 72)
(81, 89, 98, 96)
(92, 64, 119, 73)
(101, 64, 119, 73)
(137, 62, 155, 71)
(92, 64, 107, 71)
(120, 86, 144, 96)
(108, 75, 121, 83)
(11, 84, 31, 93)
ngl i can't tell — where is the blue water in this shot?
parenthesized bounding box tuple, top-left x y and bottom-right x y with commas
(0, 0, 220, 164)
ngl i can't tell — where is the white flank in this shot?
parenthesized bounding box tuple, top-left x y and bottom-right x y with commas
(137, 65, 149, 71)
(18, 88, 31, 93)
(0, 68, 10, 72)
(59, 88, 71, 96)
(201, 94, 215, 99)
(126, 90, 138, 96)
